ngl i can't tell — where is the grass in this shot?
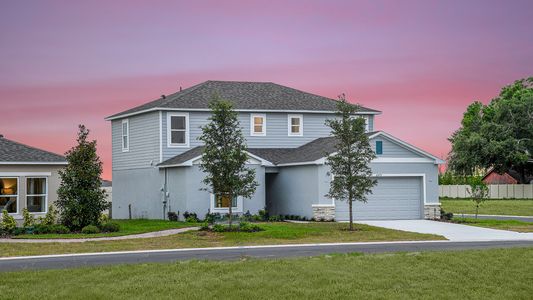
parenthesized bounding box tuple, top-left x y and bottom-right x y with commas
(441, 199, 533, 216)
(0, 222, 444, 257)
(1, 247, 532, 299)
(13, 219, 196, 239)
(451, 217, 533, 232)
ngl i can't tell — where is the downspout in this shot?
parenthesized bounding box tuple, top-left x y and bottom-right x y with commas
(162, 168, 168, 219)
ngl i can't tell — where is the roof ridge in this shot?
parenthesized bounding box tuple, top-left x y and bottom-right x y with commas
(158, 81, 209, 107)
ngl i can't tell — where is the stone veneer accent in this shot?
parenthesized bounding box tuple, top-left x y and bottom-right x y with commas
(424, 204, 441, 220)
(312, 205, 335, 221)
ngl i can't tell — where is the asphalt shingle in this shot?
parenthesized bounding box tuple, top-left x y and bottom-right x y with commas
(0, 136, 66, 163)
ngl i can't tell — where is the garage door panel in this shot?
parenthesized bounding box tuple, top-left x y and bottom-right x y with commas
(335, 177, 422, 220)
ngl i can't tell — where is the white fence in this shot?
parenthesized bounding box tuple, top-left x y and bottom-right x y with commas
(439, 184, 533, 199)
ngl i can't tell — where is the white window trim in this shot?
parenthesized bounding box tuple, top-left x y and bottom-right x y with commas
(0, 177, 19, 215)
(209, 194, 243, 213)
(250, 113, 266, 136)
(167, 112, 190, 148)
(26, 177, 48, 214)
(287, 114, 303, 136)
(121, 119, 129, 152)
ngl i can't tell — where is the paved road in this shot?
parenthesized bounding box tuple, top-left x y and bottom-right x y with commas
(1, 240, 532, 272)
(454, 214, 533, 222)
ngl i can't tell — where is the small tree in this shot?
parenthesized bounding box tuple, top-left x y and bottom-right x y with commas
(57, 125, 108, 231)
(199, 96, 258, 227)
(326, 95, 377, 231)
(467, 179, 489, 219)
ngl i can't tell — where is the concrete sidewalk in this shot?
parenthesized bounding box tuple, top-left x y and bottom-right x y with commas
(356, 220, 533, 242)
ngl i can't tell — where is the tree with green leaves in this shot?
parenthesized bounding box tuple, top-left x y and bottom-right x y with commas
(199, 95, 258, 227)
(57, 125, 108, 231)
(449, 77, 533, 183)
(467, 179, 489, 219)
(326, 95, 377, 231)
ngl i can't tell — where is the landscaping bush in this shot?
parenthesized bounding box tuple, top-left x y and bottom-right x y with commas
(81, 225, 101, 234)
(441, 209, 454, 221)
(208, 222, 263, 233)
(204, 212, 221, 224)
(268, 215, 284, 222)
(167, 211, 178, 222)
(238, 221, 263, 232)
(22, 208, 35, 228)
(32, 224, 71, 234)
(183, 211, 199, 222)
(42, 205, 58, 226)
(0, 209, 16, 235)
(99, 222, 120, 233)
(51, 224, 70, 234)
(258, 209, 269, 221)
(212, 224, 226, 232)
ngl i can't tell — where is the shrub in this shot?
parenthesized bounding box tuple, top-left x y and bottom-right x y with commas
(204, 212, 220, 224)
(258, 209, 269, 221)
(50, 224, 70, 234)
(81, 225, 100, 234)
(167, 211, 178, 222)
(212, 224, 226, 232)
(199, 222, 210, 231)
(0, 210, 16, 234)
(239, 221, 263, 232)
(241, 210, 253, 221)
(42, 205, 57, 226)
(99, 213, 110, 224)
(268, 215, 283, 222)
(22, 208, 35, 228)
(99, 222, 120, 232)
(183, 211, 199, 222)
(441, 209, 454, 221)
(32, 224, 52, 234)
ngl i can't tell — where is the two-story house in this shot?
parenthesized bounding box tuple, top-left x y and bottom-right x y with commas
(106, 81, 444, 221)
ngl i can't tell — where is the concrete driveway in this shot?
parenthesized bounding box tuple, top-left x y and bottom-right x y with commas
(356, 220, 533, 242)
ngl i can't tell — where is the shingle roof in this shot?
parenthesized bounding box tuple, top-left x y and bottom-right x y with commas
(158, 132, 379, 167)
(107, 80, 380, 119)
(0, 136, 66, 163)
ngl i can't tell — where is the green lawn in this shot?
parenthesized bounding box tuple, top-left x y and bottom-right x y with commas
(2, 247, 532, 299)
(441, 199, 533, 216)
(13, 219, 196, 239)
(0, 222, 443, 257)
(452, 218, 533, 232)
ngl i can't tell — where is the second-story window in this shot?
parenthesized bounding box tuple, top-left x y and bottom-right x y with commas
(250, 114, 266, 136)
(121, 119, 129, 152)
(288, 114, 303, 136)
(168, 112, 189, 147)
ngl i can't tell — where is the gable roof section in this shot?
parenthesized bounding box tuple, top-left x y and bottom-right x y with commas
(0, 136, 66, 164)
(157, 131, 444, 168)
(106, 81, 381, 120)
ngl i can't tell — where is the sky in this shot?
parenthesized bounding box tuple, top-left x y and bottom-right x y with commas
(1, 0, 532, 180)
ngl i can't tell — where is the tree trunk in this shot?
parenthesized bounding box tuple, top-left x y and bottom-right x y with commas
(349, 197, 354, 231)
(519, 166, 527, 184)
(228, 193, 233, 228)
(475, 204, 479, 219)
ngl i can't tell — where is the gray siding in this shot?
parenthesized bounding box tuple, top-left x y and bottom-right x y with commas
(112, 167, 164, 219)
(370, 135, 422, 158)
(166, 164, 266, 218)
(162, 111, 374, 161)
(112, 112, 160, 170)
(266, 165, 319, 218)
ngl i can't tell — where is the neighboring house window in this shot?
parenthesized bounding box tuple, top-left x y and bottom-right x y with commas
(167, 112, 189, 147)
(210, 193, 243, 212)
(288, 114, 303, 136)
(250, 114, 266, 136)
(376, 141, 383, 155)
(0, 177, 18, 213)
(121, 119, 129, 152)
(26, 178, 47, 213)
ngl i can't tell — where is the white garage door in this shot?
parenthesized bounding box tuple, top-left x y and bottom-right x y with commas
(335, 177, 423, 220)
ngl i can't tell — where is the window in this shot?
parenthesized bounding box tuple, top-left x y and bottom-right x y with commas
(26, 178, 47, 213)
(0, 177, 18, 213)
(376, 141, 383, 155)
(210, 193, 243, 212)
(167, 113, 189, 147)
(288, 114, 303, 136)
(250, 114, 266, 136)
(121, 119, 129, 152)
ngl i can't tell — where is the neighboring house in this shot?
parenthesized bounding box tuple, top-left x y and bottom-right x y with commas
(0, 135, 66, 220)
(106, 81, 444, 221)
(482, 168, 533, 184)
